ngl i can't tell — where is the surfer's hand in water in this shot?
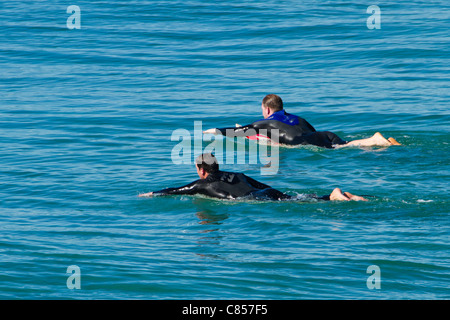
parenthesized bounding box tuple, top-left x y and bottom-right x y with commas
(138, 192, 153, 197)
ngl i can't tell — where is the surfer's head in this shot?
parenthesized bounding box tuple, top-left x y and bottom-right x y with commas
(195, 153, 219, 179)
(262, 94, 283, 118)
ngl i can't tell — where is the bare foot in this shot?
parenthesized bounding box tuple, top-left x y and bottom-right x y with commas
(344, 192, 368, 201)
(371, 132, 392, 146)
(342, 132, 393, 147)
(203, 128, 219, 134)
(138, 192, 153, 197)
(330, 188, 350, 201)
(388, 137, 401, 145)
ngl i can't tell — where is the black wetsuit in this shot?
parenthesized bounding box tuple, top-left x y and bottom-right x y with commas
(153, 170, 330, 201)
(216, 110, 347, 149)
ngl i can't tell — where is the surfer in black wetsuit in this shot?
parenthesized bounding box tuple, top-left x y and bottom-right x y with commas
(138, 153, 367, 201)
(203, 94, 401, 149)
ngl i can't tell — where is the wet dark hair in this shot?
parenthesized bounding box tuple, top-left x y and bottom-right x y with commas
(195, 153, 219, 173)
(262, 94, 283, 112)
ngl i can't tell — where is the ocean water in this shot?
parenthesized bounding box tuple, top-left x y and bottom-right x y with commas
(0, 0, 449, 300)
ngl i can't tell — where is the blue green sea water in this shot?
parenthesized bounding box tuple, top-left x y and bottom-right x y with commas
(0, 0, 449, 299)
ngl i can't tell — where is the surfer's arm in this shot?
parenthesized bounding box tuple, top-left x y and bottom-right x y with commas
(139, 180, 201, 197)
(245, 175, 273, 190)
(299, 118, 316, 133)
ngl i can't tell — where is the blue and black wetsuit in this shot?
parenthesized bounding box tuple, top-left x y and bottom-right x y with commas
(152, 170, 329, 201)
(216, 110, 347, 149)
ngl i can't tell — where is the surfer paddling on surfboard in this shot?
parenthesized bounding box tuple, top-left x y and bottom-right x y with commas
(203, 94, 401, 149)
(138, 153, 367, 201)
